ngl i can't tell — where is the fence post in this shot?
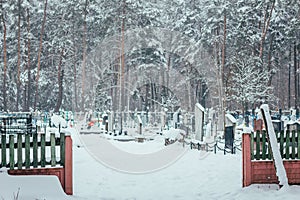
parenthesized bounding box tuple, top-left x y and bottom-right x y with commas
(51, 133, 56, 167)
(242, 133, 252, 187)
(9, 135, 14, 170)
(60, 132, 65, 166)
(286, 131, 290, 159)
(262, 131, 266, 160)
(2, 134, 6, 167)
(256, 131, 260, 160)
(41, 133, 46, 167)
(33, 133, 38, 168)
(291, 131, 296, 159)
(25, 134, 30, 168)
(280, 131, 284, 157)
(64, 135, 73, 195)
(17, 134, 22, 169)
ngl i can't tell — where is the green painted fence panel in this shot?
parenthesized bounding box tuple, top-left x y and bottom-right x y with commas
(1, 132, 65, 169)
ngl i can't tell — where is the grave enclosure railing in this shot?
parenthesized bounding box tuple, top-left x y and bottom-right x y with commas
(251, 130, 300, 160)
(0, 132, 73, 195)
(1, 133, 65, 169)
(243, 130, 300, 187)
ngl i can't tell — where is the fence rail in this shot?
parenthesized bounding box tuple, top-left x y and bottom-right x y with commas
(0, 132, 66, 170)
(251, 130, 300, 160)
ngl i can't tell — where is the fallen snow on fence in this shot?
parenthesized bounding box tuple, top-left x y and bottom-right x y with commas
(261, 104, 289, 187)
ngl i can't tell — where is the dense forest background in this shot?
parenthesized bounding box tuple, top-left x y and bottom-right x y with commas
(0, 0, 299, 116)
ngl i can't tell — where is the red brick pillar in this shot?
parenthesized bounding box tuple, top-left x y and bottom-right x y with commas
(65, 135, 73, 195)
(242, 133, 252, 187)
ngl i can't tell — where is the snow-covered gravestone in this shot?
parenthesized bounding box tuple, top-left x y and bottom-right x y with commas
(195, 103, 205, 141)
(173, 110, 180, 128)
(225, 113, 237, 152)
(260, 104, 289, 188)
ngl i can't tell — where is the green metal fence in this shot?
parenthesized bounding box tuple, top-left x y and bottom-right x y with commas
(0, 132, 66, 170)
(251, 130, 300, 160)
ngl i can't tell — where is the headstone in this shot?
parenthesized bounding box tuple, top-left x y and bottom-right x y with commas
(173, 111, 178, 128)
(195, 103, 205, 141)
(108, 111, 113, 132)
(225, 113, 237, 153)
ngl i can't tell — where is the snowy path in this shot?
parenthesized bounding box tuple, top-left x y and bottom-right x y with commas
(79, 133, 188, 173)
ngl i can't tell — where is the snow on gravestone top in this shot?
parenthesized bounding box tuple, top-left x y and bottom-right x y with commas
(51, 114, 67, 128)
(260, 104, 289, 187)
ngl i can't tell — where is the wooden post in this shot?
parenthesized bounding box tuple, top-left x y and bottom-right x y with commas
(280, 131, 284, 157)
(51, 133, 56, 167)
(262, 131, 266, 160)
(60, 132, 65, 166)
(286, 131, 290, 159)
(291, 131, 296, 159)
(17, 134, 22, 169)
(41, 133, 46, 167)
(33, 133, 38, 167)
(25, 134, 30, 168)
(2, 134, 7, 167)
(64, 135, 73, 195)
(242, 133, 252, 187)
(256, 131, 260, 160)
(9, 135, 14, 170)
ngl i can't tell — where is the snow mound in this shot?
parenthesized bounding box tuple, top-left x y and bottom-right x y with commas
(163, 128, 186, 140)
(0, 169, 69, 200)
(51, 114, 67, 128)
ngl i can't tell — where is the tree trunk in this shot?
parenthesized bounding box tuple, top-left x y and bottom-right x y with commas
(259, 1, 275, 59)
(120, 0, 126, 112)
(81, 0, 88, 112)
(34, 0, 48, 111)
(54, 48, 65, 112)
(73, 38, 78, 112)
(26, 8, 31, 111)
(267, 33, 274, 86)
(222, 13, 226, 88)
(1, 1, 7, 111)
(16, 0, 22, 111)
(288, 47, 291, 109)
(295, 43, 298, 109)
(222, 13, 227, 125)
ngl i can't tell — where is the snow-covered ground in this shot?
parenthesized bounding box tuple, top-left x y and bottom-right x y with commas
(1, 124, 300, 200)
